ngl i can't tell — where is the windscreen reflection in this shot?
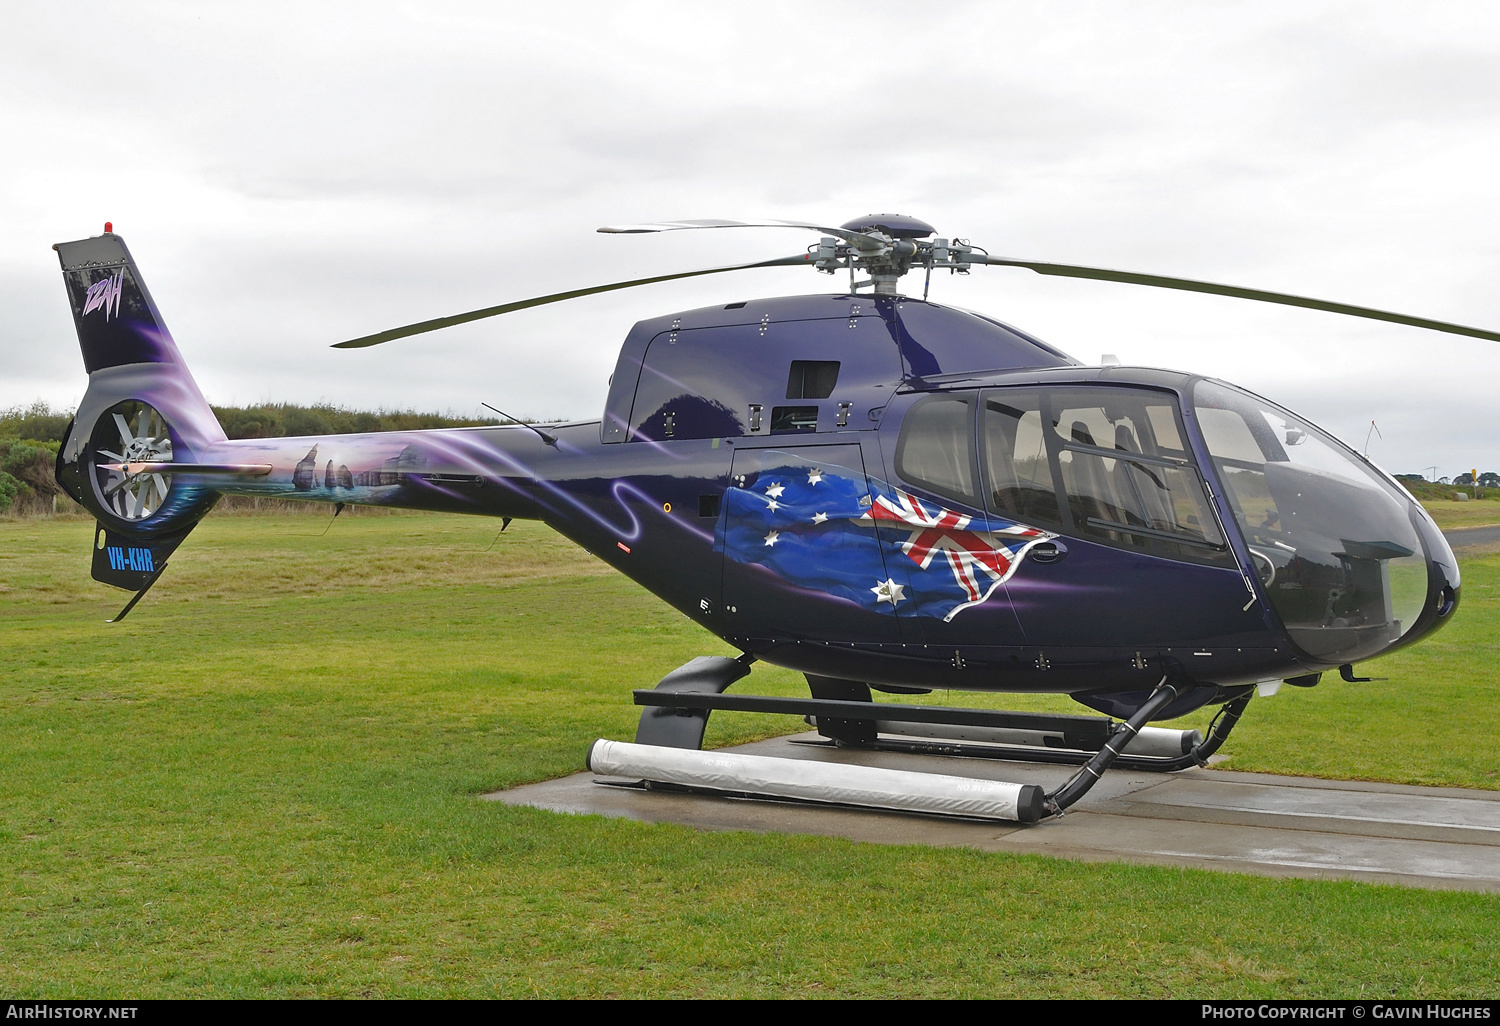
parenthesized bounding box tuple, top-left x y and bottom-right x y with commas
(1194, 381, 1428, 663)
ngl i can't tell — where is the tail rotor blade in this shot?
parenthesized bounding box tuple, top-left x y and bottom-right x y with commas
(334, 253, 812, 349)
(980, 256, 1500, 344)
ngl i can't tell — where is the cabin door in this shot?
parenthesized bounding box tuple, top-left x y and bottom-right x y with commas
(719, 443, 903, 645)
(981, 384, 1253, 649)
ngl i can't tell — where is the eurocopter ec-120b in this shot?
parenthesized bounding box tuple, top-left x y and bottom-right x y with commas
(52, 215, 1480, 823)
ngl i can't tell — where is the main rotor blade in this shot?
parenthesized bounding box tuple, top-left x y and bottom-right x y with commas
(598, 219, 885, 252)
(334, 253, 813, 349)
(981, 256, 1500, 344)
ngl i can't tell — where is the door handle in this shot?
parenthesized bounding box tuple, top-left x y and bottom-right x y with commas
(1029, 541, 1067, 564)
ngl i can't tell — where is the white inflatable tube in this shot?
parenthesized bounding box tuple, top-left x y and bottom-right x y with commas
(587, 739, 1046, 823)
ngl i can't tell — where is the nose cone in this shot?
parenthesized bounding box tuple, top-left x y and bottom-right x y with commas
(1394, 502, 1462, 651)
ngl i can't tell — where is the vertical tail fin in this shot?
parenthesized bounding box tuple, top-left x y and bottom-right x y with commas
(56, 231, 193, 374)
(54, 230, 226, 589)
(54, 230, 225, 454)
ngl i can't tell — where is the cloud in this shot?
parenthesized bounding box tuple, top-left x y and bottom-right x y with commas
(3, 1, 1498, 477)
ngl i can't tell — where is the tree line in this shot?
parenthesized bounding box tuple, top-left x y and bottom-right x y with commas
(6, 399, 1493, 515)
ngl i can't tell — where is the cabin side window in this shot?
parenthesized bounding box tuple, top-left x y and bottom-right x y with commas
(981, 385, 1234, 567)
(893, 394, 979, 507)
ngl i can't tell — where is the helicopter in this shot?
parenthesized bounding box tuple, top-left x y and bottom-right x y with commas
(50, 214, 1481, 822)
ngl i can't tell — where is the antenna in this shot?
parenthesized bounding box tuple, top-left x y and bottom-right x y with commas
(481, 402, 557, 447)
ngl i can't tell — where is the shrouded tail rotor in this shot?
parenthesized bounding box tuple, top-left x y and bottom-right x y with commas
(91, 400, 174, 521)
(74, 397, 199, 607)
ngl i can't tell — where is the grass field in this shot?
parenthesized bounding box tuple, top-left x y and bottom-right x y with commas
(1421, 499, 1500, 531)
(2, 511, 1498, 998)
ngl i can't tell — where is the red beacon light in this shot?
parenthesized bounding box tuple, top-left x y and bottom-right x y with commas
(104, 222, 113, 234)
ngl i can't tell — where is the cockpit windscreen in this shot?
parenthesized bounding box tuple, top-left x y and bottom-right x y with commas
(1193, 381, 1428, 663)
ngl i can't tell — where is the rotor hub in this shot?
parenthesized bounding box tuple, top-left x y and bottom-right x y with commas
(838, 213, 936, 240)
(810, 217, 979, 295)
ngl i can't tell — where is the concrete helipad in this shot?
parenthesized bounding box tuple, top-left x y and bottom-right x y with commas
(1446, 524, 1500, 553)
(489, 732, 1500, 892)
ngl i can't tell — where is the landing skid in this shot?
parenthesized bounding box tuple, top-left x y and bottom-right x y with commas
(593, 777, 1047, 826)
(788, 735, 1201, 773)
(593, 657, 1254, 824)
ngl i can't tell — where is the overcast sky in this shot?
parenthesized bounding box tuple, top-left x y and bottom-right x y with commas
(3, 2, 1499, 479)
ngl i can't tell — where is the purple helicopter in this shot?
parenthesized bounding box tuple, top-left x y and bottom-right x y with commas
(51, 215, 1480, 821)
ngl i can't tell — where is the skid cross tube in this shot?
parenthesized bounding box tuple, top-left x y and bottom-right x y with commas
(1186, 688, 1254, 765)
(839, 735, 1196, 772)
(1045, 680, 1180, 816)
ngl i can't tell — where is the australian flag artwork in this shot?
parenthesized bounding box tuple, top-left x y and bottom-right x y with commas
(719, 462, 1056, 622)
